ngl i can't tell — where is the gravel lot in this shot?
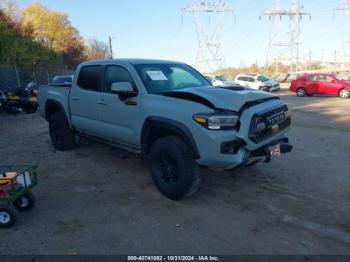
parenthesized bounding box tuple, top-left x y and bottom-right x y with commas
(0, 89, 349, 255)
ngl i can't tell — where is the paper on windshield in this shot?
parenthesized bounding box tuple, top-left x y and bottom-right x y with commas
(146, 71, 168, 81)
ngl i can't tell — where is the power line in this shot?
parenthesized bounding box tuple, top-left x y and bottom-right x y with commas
(182, 1, 234, 73)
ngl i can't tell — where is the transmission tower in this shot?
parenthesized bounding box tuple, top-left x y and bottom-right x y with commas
(261, 0, 310, 73)
(335, 0, 350, 62)
(182, 1, 234, 73)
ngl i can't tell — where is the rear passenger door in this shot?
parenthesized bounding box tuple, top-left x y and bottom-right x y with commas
(97, 65, 141, 146)
(70, 65, 104, 135)
(304, 75, 318, 94)
(236, 77, 248, 87)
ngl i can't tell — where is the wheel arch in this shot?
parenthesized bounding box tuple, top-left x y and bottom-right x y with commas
(45, 99, 68, 122)
(141, 117, 200, 159)
(296, 86, 308, 95)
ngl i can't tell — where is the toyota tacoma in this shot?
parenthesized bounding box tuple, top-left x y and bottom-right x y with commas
(39, 59, 293, 200)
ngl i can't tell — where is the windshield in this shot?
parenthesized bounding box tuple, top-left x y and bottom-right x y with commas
(215, 75, 227, 81)
(257, 75, 269, 82)
(134, 64, 210, 94)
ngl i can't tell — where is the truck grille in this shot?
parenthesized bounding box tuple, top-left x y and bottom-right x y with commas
(249, 105, 291, 144)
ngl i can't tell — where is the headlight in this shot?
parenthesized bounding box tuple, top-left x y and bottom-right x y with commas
(193, 112, 239, 130)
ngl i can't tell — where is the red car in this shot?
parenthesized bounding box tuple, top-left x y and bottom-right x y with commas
(290, 73, 350, 98)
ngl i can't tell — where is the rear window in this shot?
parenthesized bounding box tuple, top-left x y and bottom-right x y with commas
(304, 75, 317, 81)
(77, 66, 102, 91)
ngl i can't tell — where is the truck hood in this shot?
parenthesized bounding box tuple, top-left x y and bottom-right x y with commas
(162, 86, 279, 111)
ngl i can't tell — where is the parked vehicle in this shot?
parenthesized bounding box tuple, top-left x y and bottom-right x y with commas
(204, 75, 236, 87)
(290, 73, 350, 98)
(235, 74, 281, 92)
(39, 59, 293, 200)
(0, 81, 38, 114)
(52, 75, 74, 85)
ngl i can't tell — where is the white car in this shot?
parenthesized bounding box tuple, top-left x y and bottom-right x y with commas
(235, 74, 280, 92)
(205, 75, 237, 87)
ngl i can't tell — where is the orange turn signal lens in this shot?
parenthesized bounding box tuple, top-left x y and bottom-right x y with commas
(193, 116, 207, 124)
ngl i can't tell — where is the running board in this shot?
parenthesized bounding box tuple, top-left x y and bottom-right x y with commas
(76, 132, 142, 156)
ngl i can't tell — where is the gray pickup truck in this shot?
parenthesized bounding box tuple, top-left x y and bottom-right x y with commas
(39, 59, 293, 200)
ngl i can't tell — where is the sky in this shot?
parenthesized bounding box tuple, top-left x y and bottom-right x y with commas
(15, 0, 347, 68)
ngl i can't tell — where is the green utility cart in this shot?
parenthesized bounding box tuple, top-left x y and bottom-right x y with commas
(0, 165, 38, 228)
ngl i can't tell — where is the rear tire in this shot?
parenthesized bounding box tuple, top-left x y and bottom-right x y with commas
(297, 88, 307, 97)
(13, 192, 35, 212)
(0, 205, 17, 228)
(339, 89, 350, 99)
(148, 136, 201, 201)
(49, 112, 75, 151)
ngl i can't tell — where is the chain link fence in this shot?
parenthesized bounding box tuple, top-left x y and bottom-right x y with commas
(0, 64, 74, 93)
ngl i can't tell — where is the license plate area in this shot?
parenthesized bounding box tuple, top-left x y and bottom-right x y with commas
(269, 144, 281, 159)
(267, 112, 285, 127)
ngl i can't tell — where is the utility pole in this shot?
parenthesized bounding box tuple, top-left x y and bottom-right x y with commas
(182, 1, 234, 73)
(335, 0, 350, 63)
(320, 48, 325, 64)
(309, 50, 312, 64)
(261, 0, 311, 74)
(108, 36, 114, 59)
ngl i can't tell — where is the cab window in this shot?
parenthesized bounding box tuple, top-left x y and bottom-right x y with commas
(77, 66, 102, 91)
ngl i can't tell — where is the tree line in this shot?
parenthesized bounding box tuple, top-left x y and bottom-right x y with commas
(0, 0, 110, 86)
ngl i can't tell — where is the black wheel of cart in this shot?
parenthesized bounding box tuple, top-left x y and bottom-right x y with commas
(13, 191, 35, 212)
(0, 205, 17, 228)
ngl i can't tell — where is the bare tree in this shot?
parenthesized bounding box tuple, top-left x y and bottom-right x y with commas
(85, 37, 110, 60)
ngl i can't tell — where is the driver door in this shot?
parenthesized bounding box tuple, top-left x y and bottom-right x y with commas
(97, 65, 141, 146)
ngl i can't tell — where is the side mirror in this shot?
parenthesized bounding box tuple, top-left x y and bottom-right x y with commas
(111, 82, 137, 97)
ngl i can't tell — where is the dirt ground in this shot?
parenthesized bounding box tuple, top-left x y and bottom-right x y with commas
(0, 89, 349, 255)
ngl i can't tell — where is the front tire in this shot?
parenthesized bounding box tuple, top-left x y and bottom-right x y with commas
(49, 112, 75, 151)
(149, 136, 201, 201)
(339, 89, 350, 99)
(297, 88, 307, 97)
(0, 205, 17, 228)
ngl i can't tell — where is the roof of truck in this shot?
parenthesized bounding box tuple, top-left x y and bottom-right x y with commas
(80, 58, 184, 66)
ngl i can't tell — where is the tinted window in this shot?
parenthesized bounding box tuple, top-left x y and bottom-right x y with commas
(237, 77, 245, 81)
(77, 66, 102, 91)
(305, 75, 317, 82)
(317, 75, 333, 83)
(104, 66, 135, 92)
(247, 77, 256, 83)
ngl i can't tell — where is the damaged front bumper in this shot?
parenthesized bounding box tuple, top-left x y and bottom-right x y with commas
(242, 138, 293, 167)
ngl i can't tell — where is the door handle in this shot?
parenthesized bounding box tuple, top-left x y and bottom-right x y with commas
(72, 96, 80, 101)
(98, 100, 108, 106)
(125, 100, 137, 106)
